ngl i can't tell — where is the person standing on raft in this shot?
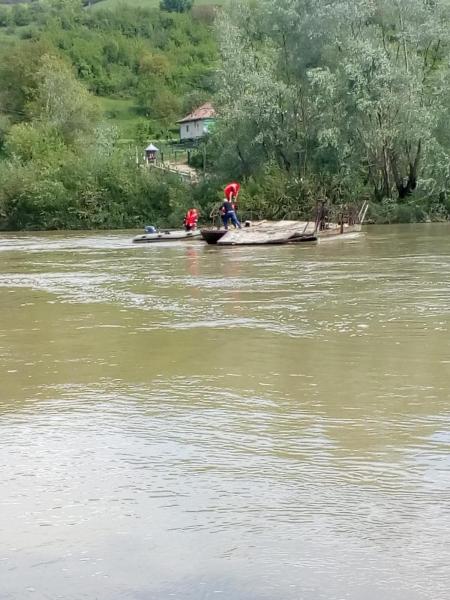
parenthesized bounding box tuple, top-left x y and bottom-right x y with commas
(224, 182, 240, 205)
(221, 182, 242, 229)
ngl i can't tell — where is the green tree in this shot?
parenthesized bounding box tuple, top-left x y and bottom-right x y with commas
(4, 122, 65, 164)
(0, 40, 51, 122)
(11, 4, 31, 27)
(28, 54, 99, 144)
(309, 0, 450, 201)
(0, 113, 11, 152)
(160, 0, 193, 14)
(0, 6, 10, 27)
(212, 0, 450, 212)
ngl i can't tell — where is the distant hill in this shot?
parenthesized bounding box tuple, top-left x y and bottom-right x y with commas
(0, 0, 219, 142)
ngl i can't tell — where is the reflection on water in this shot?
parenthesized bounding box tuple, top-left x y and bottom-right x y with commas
(0, 224, 449, 600)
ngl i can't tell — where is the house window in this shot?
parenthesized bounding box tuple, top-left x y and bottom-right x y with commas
(186, 125, 189, 133)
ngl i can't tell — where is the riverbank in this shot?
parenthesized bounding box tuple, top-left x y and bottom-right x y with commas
(0, 194, 448, 232)
(0, 151, 448, 232)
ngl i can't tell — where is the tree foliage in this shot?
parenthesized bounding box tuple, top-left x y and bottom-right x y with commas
(0, 1, 216, 115)
(0, 0, 218, 230)
(1, 0, 449, 229)
(160, 0, 193, 14)
(208, 0, 450, 220)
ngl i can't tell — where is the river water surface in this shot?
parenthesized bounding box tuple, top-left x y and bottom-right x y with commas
(1, 224, 449, 600)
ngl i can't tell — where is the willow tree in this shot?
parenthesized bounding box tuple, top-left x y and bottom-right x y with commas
(214, 0, 450, 204)
(28, 54, 99, 145)
(316, 0, 450, 201)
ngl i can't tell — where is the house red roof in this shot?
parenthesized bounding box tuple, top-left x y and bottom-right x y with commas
(177, 102, 216, 124)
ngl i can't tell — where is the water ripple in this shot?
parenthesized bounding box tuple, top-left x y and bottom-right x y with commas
(1, 225, 450, 600)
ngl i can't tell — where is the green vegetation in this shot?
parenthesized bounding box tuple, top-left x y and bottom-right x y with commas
(90, 0, 161, 9)
(0, 0, 217, 134)
(89, 0, 221, 10)
(0, 0, 220, 230)
(0, 0, 449, 231)
(160, 0, 193, 12)
(97, 97, 143, 141)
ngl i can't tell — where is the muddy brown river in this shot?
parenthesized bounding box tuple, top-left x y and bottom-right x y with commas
(1, 224, 449, 600)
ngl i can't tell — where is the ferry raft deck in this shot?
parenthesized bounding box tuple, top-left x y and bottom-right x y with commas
(201, 201, 369, 246)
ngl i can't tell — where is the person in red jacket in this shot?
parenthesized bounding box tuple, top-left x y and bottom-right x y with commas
(183, 208, 198, 231)
(224, 182, 240, 206)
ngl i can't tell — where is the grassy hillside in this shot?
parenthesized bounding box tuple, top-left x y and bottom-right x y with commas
(97, 97, 142, 140)
(0, 0, 218, 143)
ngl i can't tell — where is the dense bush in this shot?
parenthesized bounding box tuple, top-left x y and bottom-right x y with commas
(160, 0, 193, 14)
(0, 149, 203, 230)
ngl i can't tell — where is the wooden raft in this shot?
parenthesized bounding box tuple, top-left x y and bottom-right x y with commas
(217, 221, 317, 246)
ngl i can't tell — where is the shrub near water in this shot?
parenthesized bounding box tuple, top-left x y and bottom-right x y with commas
(0, 150, 200, 230)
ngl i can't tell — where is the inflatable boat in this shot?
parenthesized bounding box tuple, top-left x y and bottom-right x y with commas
(132, 229, 201, 243)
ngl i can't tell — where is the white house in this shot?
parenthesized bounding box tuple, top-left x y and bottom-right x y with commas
(177, 102, 216, 141)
